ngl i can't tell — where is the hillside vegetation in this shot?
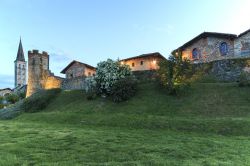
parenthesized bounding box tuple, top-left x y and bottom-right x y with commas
(0, 83, 250, 165)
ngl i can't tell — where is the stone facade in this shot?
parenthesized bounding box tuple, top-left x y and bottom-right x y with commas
(0, 88, 13, 97)
(119, 52, 166, 71)
(234, 30, 250, 57)
(15, 39, 27, 87)
(26, 50, 63, 97)
(61, 76, 86, 90)
(61, 61, 96, 79)
(177, 30, 250, 63)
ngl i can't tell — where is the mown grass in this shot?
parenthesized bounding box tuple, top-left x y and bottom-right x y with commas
(0, 83, 250, 165)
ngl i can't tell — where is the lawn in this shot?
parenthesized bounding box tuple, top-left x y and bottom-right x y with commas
(0, 83, 250, 165)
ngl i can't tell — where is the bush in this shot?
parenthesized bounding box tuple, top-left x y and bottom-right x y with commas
(158, 51, 192, 95)
(95, 59, 132, 96)
(85, 77, 97, 100)
(5, 94, 19, 104)
(21, 89, 61, 113)
(0, 96, 3, 104)
(239, 72, 250, 87)
(18, 92, 26, 99)
(111, 76, 137, 103)
(0, 104, 4, 109)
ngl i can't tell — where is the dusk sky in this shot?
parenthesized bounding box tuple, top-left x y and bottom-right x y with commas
(1, 0, 250, 88)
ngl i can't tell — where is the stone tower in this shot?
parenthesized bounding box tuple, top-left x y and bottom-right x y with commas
(26, 50, 63, 97)
(14, 38, 27, 87)
(26, 50, 50, 97)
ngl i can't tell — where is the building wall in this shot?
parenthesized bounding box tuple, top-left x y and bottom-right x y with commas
(26, 50, 63, 97)
(61, 76, 86, 90)
(15, 60, 26, 87)
(65, 63, 85, 79)
(234, 32, 250, 57)
(0, 89, 12, 97)
(120, 57, 162, 71)
(65, 62, 96, 79)
(84, 67, 96, 76)
(182, 37, 235, 63)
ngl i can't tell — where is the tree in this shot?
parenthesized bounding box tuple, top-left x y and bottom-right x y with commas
(158, 51, 192, 95)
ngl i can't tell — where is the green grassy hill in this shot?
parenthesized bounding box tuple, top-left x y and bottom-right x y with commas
(0, 83, 250, 165)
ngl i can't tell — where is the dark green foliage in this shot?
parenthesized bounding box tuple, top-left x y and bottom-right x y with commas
(239, 72, 250, 87)
(18, 92, 26, 99)
(0, 96, 3, 104)
(5, 94, 19, 104)
(86, 91, 97, 100)
(21, 89, 61, 113)
(0, 104, 4, 109)
(158, 51, 192, 95)
(111, 76, 137, 102)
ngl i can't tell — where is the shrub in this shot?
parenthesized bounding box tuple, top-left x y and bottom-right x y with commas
(85, 77, 97, 100)
(5, 94, 19, 104)
(111, 76, 137, 103)
(239, 72, 250, 87)
(95, 59, 132, 96)
(0, 104, 4, 109)
(158, 51, 192, 95)
(21, 89, 61, 113)
(0, 96, 3, 104)
(18, 92, 26, 99)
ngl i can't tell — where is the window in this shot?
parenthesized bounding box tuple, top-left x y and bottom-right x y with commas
(220, 42, 228, 56)
(192, 48, 199, 59)
(132, 63, 135, 67)
(88, 72, 91, 76)
(140, 61, 144, 65)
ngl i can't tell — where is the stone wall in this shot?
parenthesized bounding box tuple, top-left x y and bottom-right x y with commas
(194, 58, 250, 82)
(0, 89, 12, 97)
(234, 31, 250, 57)
(182, 37, 235, 63)
(61, 76, 86, 90)
(26, 50, 63, 97)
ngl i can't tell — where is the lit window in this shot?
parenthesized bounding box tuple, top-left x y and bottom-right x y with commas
(132, 63, 135, 67)
(140, 61, 144, 65)
(220, 42, 228, 56)
(192, 48, 199, 59)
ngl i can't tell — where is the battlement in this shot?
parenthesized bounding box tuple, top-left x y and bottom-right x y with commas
(28, 50, 49, 58)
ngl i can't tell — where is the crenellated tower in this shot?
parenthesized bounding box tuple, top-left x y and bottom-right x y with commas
(26, 50, 63, 97)
(14, 38, 27, 87)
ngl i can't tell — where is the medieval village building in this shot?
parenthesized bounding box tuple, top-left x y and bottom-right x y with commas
(1, 28, 250, 97)
(61, 60, 96, 79)
(175, 29, 250, 63)
(119, 52, 166, 71)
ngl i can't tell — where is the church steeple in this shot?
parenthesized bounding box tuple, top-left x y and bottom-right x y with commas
(14, 37, 27, 87)
(16, 37, 25, 62)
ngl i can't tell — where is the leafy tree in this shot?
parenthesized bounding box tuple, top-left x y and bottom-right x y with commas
(158, 51, 192, 95)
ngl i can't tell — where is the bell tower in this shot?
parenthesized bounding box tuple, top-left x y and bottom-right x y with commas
(14, 38, 27, 87)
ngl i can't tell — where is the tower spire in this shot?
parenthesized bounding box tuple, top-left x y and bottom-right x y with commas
(16, 37, 25, 61)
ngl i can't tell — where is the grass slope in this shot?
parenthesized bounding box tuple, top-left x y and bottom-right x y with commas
(0, 83, 250, 165)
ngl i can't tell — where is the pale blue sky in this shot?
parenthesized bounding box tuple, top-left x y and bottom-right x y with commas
(1, 0, 250, 88)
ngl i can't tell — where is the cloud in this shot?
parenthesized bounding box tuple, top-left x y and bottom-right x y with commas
(0, 74, 14, 89)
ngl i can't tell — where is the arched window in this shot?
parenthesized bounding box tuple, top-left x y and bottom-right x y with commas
(192, 48, 199, 59)
(220, 42, 228, 56)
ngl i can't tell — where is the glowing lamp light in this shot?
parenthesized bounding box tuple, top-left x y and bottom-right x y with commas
(152, 60, 157, 65)
(121, 61, 124, 65)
